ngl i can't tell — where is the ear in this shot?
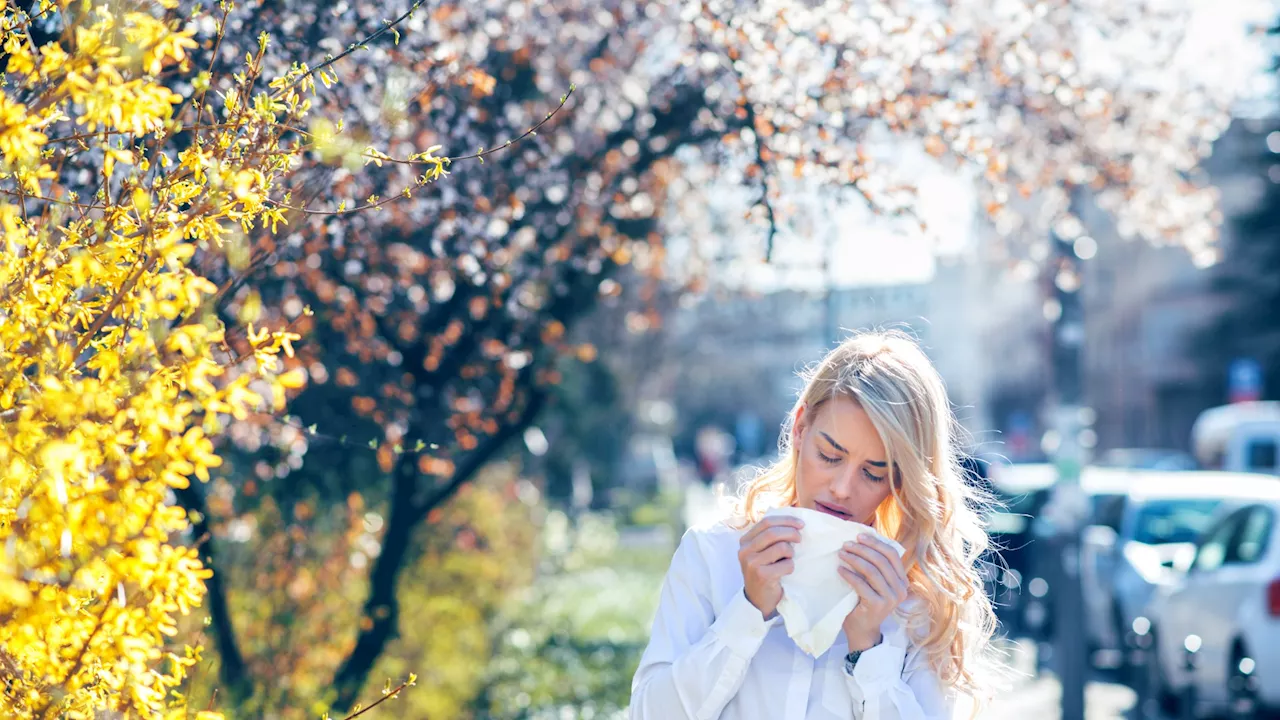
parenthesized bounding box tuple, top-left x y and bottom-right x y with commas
(792, 404, 808, 445)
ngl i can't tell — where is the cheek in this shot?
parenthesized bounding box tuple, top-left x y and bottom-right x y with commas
(867, 478, 894, 506)
(860, 477, 897, 518)
(795, 448, 829, 496)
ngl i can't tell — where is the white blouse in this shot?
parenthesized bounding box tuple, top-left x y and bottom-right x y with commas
(629, 522, 954, 720)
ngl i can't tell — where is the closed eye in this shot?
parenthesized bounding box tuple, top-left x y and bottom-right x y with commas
(863, 467, 886, 482)
(818, 451, 841, 465)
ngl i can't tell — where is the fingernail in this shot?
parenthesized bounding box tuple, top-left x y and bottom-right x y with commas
(844, 541, 855, 550)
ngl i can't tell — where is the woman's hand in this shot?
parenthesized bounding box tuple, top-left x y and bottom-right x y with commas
(738, 515, 804, 619)
(838, 535, 909, 651)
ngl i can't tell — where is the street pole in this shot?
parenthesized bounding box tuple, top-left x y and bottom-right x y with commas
(1043, 188, 1092, 720)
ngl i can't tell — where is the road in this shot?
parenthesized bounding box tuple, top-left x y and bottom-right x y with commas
(987, 675, 1143, 720)
(986, 640, 1160, 720)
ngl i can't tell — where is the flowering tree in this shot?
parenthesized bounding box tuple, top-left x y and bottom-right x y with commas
(0, 0, 519, 715)
(171, 0, 1255, 711)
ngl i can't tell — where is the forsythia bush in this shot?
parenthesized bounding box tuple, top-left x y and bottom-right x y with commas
(0, 1, 440, 716)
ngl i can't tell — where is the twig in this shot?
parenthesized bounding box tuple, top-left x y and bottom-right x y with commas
(337, 679, 413, 720)
(270, 0, 426, 100)
(69, 252, 155, 362)
(265, 87, 576, 216)
(193, 1, 233, 129)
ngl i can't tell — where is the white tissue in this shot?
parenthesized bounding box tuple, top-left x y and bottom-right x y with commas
(765, 506, 906, 657)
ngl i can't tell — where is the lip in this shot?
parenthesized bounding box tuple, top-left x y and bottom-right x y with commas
(815, 501, 853, 521)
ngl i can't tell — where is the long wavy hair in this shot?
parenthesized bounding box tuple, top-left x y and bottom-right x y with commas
(727, 330, 1003, 709)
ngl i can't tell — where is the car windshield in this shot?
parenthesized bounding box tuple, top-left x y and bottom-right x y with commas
(1132, 499, 1222, 545)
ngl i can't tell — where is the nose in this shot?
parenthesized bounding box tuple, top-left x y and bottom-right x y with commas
(829, 467, 858, 503)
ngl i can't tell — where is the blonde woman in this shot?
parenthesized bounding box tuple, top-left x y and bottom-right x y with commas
(630, 331, 1002, 719)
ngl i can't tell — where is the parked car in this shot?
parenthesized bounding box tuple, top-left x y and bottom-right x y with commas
(980, 463, 1140, 642)
(981, 462, 1055, 635)
(1140, 475, 1280, 718)
(1192, 401, 1280, 476)
(1080, 471, 1253, 663)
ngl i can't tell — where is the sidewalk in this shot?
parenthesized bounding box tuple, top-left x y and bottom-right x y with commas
(986, 675, 1140, 719)
(985, 641, 1144, 720)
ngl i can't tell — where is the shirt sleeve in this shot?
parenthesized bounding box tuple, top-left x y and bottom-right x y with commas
(842, 640, 955, 719)
(629, 528, 778, 720)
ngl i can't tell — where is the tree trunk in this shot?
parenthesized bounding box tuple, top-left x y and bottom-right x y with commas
(329, 451, 419, 711)
(327, 391, 544, 712)
(174, 482, 253, 704)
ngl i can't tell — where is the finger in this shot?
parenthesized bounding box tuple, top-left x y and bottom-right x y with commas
(743, 515, 802, 543)
(747, 525, 802, 555)
(752, 540, 794, 567)
(840, 567, 891, 617)
(741, 516, 804, 545)
(851, 541, 909, 600)
(858, 536, 909, 587)
(762, 558, 796, 579)
(841, 549, 895, 600)
(838, 565, 884, 604)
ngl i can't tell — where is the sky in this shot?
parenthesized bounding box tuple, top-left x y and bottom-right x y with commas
(731, 145, 975, 292)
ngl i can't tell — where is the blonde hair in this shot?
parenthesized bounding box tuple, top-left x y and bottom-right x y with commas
(728, 330, 1002, 709)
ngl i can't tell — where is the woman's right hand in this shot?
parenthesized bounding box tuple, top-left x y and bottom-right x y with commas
(738, 515, 804, 619)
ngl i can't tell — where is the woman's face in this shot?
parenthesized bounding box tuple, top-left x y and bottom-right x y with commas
(793, 394, 894, 526)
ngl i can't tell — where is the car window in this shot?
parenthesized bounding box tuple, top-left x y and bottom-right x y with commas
(1130, 498, 1221, 545)
(1227, 506, 1274, 565)
(1246, 439, 1278, 474)
(1194, 510, 1244, 573)
(1091, 494, 1126, 532)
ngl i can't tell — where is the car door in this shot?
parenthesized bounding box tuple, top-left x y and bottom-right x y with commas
(1193, 505, 1275, 705)
(1159, 509, 1243, 691)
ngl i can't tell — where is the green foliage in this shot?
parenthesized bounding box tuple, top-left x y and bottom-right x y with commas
(183, 464, 682, 720)
(184, 463, 542, 719)
(370, 470, 542, 720)
(624, 488, 685, 530)
(475, 511, 674, 719)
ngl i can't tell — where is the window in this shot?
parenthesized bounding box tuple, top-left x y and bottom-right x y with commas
(1091, 494, 1126, 532)
(1247, 440, 1278, 473)
(1131, 499, 1221, 546)
(1193, 511, 1243, 573)
(1227, 507, 1274, 565)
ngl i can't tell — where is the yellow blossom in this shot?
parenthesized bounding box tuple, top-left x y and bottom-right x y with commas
(0, 2, 333, 716)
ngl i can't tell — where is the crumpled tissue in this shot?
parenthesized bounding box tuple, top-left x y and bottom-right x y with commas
(764, 506, 906, 657)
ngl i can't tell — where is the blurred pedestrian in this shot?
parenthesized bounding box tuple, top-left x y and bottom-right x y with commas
(630, 331, 1007, 719)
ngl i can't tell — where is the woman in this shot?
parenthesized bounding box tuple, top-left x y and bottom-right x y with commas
(629, 331, 1003, 719)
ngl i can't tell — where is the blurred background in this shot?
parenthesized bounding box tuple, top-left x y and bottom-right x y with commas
(167, 0, 1280, 718)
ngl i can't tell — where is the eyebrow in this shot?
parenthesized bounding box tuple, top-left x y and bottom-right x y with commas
(818, 432, 889, 467)
(819, 432, 847, 454)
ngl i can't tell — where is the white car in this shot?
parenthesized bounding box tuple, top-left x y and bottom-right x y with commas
(1080, 470, 1240, 660)
(1141, 475, 1280, 718)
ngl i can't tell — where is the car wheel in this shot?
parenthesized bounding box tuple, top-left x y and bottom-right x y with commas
(1227, 642, 1260, 720)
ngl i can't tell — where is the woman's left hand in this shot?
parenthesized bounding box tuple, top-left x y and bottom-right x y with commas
(838, 535, 909, 651)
